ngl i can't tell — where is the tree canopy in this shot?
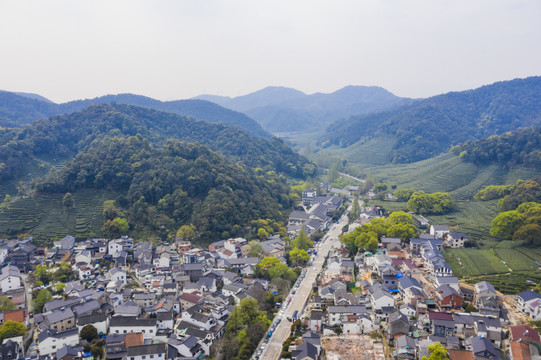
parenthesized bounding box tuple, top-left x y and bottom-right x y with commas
(407, 191, 454, 215)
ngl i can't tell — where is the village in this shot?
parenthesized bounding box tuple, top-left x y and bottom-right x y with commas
(0, 187, 539, 360)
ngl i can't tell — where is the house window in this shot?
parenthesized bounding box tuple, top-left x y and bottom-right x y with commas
(142, 356, 146, 359)
(150, 356, 154, 359)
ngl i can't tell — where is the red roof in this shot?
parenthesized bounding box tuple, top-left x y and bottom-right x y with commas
(180, 292, 202, 304)
(511, 325, 541, 345)
(3, 309, 27, 323)
(510, 340, 532, 360)
(428, 311, 453, 321)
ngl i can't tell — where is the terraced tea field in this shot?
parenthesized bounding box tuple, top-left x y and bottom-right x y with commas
(0, 189, 119, 245)
(444, 248, 509, 278)
(493, 248, 540, 271)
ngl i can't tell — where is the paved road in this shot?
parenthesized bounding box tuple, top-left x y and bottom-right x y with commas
(257, 212, 349, 359)
(339, 172, 365, 183)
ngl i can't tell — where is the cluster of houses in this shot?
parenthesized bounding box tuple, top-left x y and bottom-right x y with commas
(0, 232, 294, 360)
(287, 190, 343, 238)
(294, 218, 541, 360)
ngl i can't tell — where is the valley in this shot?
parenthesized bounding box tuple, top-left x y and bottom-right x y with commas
(0, 76, 540, 360)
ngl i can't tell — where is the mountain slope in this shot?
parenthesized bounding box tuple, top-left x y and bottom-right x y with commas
(0, 92, 268, 138)
(30, 135, 291, 241)
(195, 85, 410, 133)
(0, 104, 316, 183)
(320, 76, 541, 163)
(0, 91, 59, 127)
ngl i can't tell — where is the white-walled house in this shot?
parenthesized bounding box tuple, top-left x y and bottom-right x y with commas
(108, 267, 127, 286)
(109, 317, 157, 340)
(38, 329, 79, 357)
(77, 313, 109, 335)
(370, 289, 394, 311)
(528, 299, 541, 321)
(0, 248, 9, 264)
(0, 265, 22, 293)
(108, 239, 123, 258)
(517, 290, 541, 313)
(127, 343, 166, 360)
(430, 225, 449, 239)
(75, 250, 92, 265)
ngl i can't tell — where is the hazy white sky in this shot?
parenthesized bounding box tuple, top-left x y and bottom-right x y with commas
(1, 0, 540, 103)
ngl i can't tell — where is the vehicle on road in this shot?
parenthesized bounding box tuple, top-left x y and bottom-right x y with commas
(292, 310, 299, 322)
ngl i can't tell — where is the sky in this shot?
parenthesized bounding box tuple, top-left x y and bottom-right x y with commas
(0, 0, 540, 103)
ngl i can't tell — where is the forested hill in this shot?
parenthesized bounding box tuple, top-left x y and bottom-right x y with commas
(320, 76, 541, 163)
(195, 85, 410, 133)
(35, 135, 291, 241)
(451, 126, 541, 169)
(0, 104, 316, 183)
(0, 91, 268, 138)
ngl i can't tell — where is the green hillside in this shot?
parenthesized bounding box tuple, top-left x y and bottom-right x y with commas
(0, 104, 315, 184)
(319, 76, 541, 163)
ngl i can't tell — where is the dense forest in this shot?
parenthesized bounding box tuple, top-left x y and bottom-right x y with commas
(0, 104, 316, 183)
(35, 135, 293, 241)
(319, 76, 541, 163)
(0, 91, 268, 138)
(450, 127, 541, 168)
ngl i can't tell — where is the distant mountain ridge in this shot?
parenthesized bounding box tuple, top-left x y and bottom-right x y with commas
(319, 76, 541, 164)
(0, 91, 268, 138)
(195, 85, 412, 133)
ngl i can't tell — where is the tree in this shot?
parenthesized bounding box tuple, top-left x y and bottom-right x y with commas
(103, 200, 123, 220)
(0, 296, 16, 312)
(289, 248, 310, 267)
(394, 188, 415, 202)
(387, 223, 418, 241)
(80, 324, 98, 341)
(102, 217, 129, 238)
(248, 241, 264, 258)
(0, 321, 26, 343)
(62, 192, 74, 209)
(176, 224, 197, 240)
(513, 223, 541, 246)
(387, 211, 413, 225)
(290, 227, 313, 250)
(56, 283, 66, 293)
(422, 342, 448, 360)
(33, 289, 53, 313)
(373, 183, 388, 193)
(328, 162, 339, 183)
(91, 345, 103, 359)
(355, 231, 378, 252)
(407, 191, 431, 214)
(490, 210, 525, 239)
(257, 228, 269, 241)
(348, 195, 360, 223)
(34, 264, 50, 285)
